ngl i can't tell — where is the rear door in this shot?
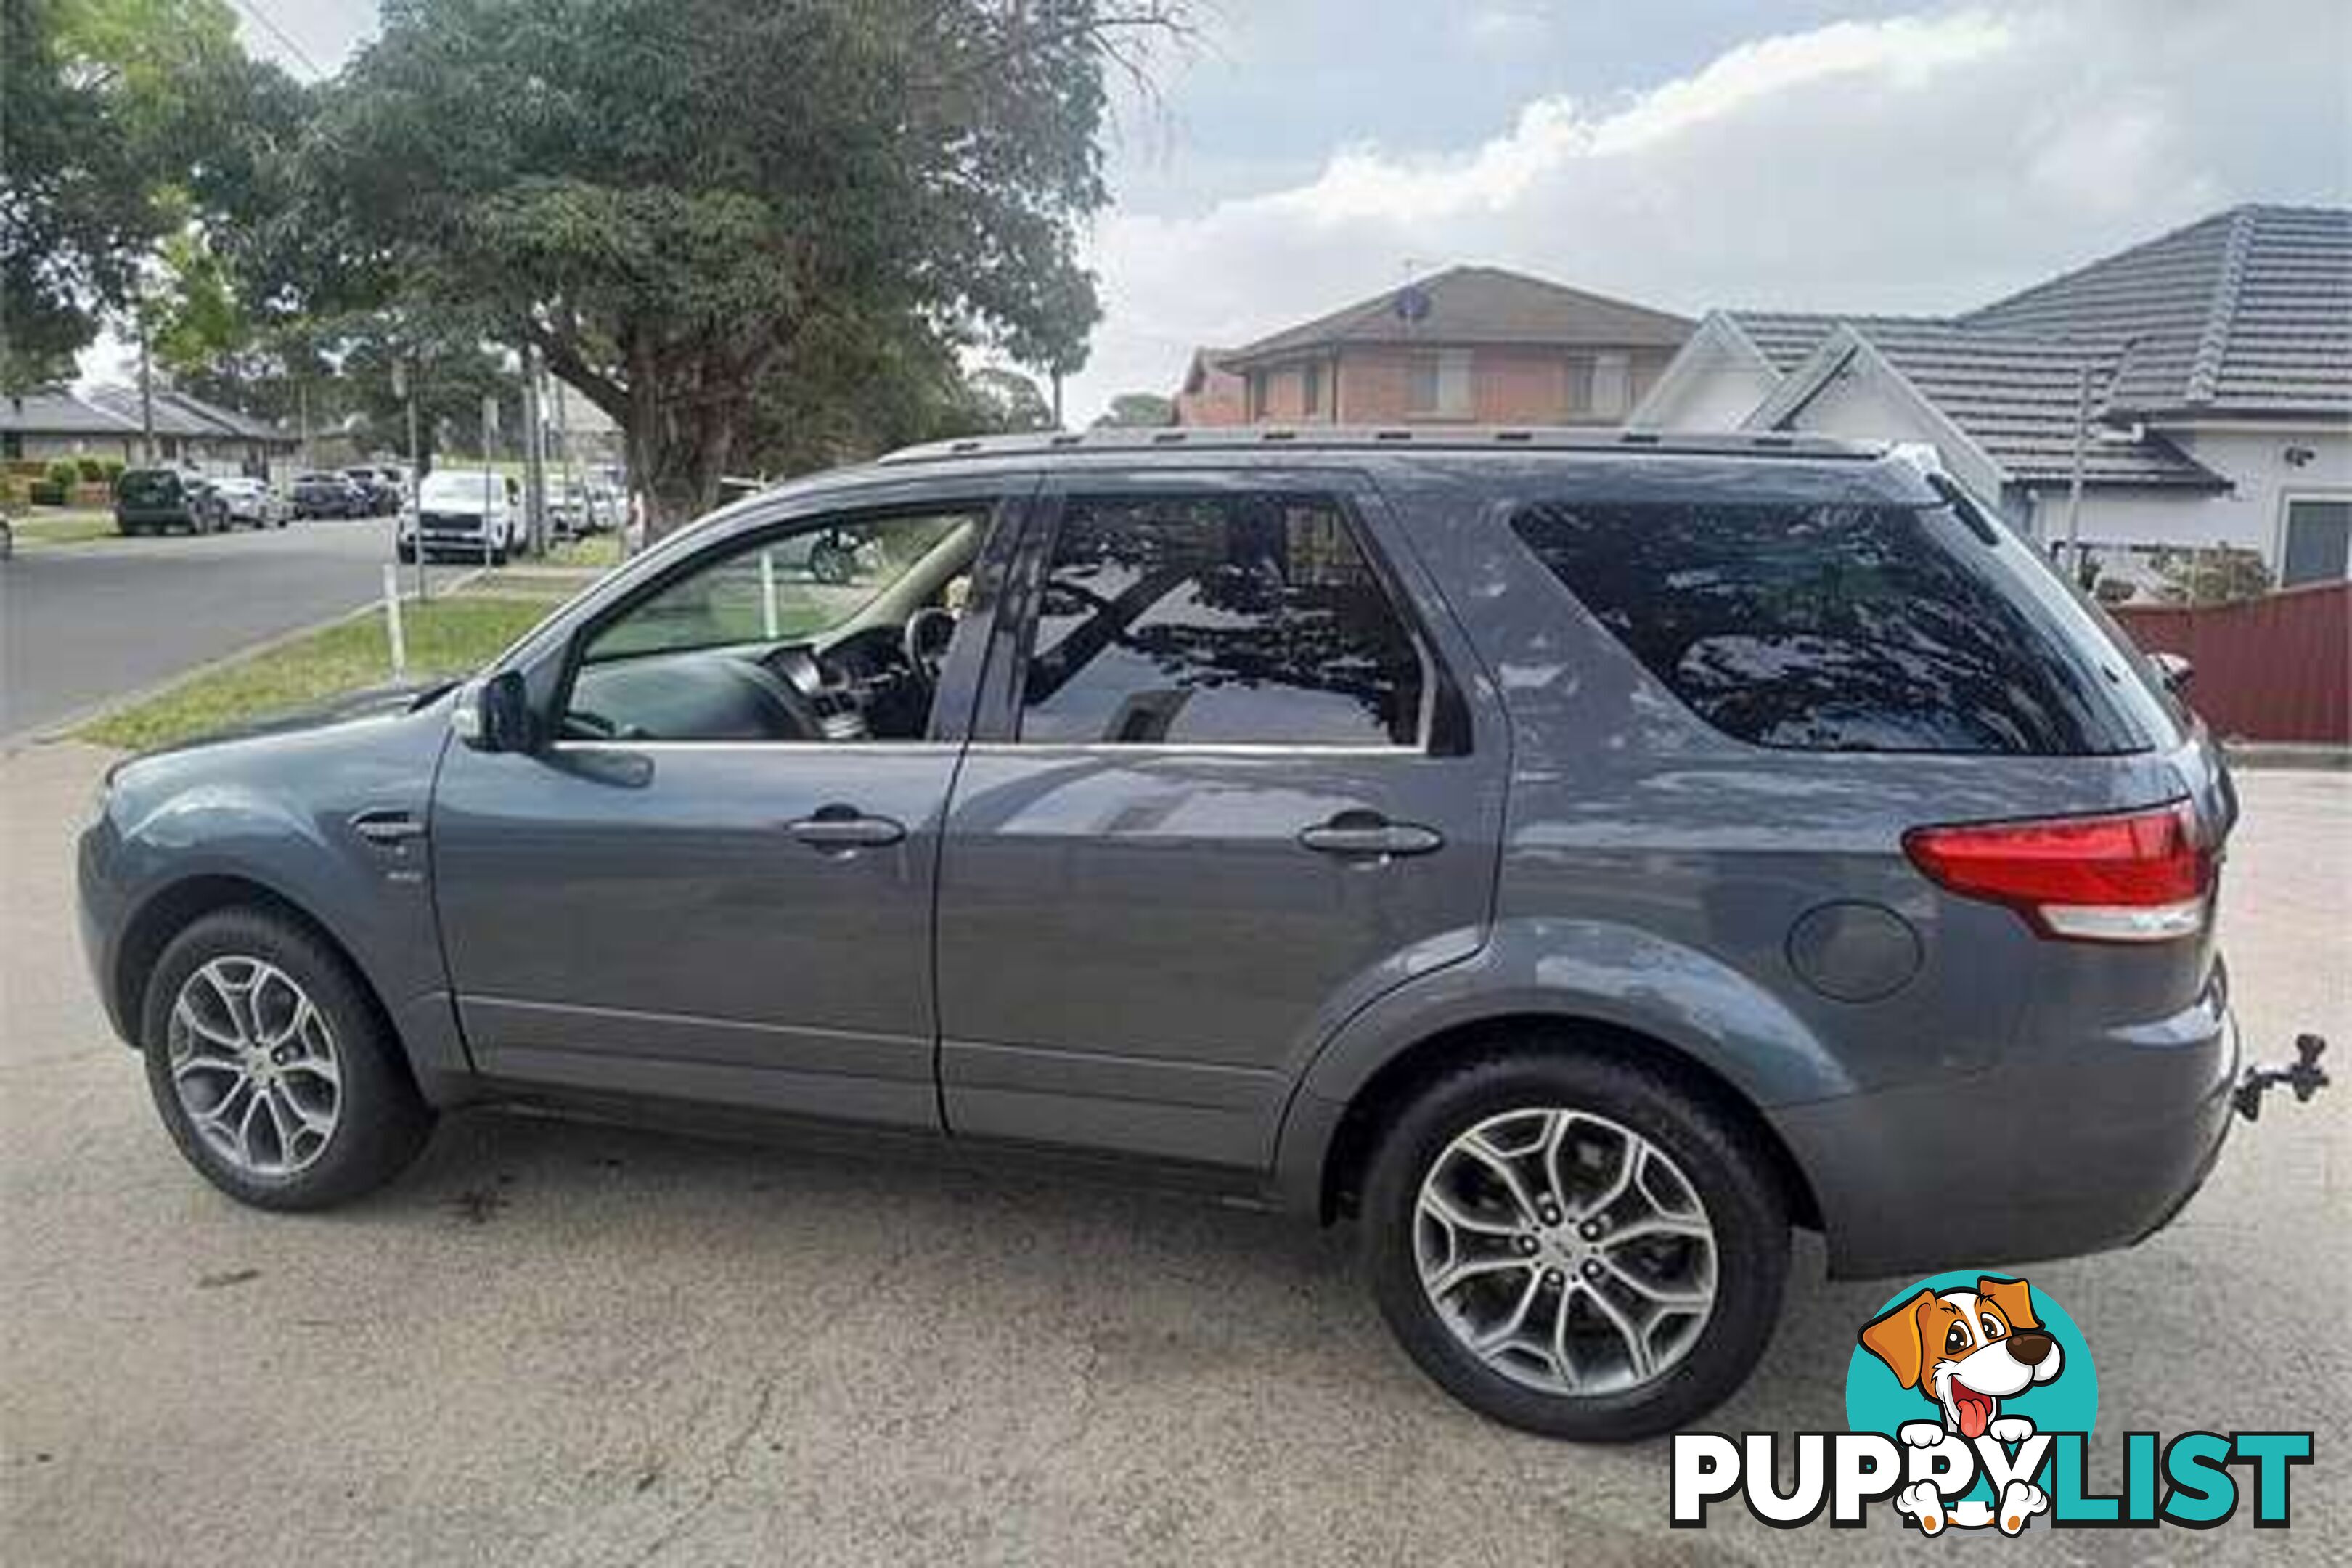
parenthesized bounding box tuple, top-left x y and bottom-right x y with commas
(934, 468, 1509, 1168)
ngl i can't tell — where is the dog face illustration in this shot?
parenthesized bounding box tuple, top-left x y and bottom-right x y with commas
(1858, 1276, 2062, 1439)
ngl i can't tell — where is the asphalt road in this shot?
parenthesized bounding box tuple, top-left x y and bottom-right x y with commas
(0, 746, 2343, 1567)
(0, 522, 475, 743)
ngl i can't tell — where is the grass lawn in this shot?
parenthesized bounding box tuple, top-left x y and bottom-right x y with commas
(81, 595, 553, 754)
(544, 532, 622, 568)
(9, 508, 117, 547)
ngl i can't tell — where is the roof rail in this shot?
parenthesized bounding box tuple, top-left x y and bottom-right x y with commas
(874, 425, 1886, 466)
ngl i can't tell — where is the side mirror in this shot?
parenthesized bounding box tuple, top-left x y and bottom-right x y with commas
(452, 669, 536, 753)
(2149, 650, 2194, 697)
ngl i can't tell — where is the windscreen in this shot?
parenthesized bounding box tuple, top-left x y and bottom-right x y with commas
(419, 470, 499, 508)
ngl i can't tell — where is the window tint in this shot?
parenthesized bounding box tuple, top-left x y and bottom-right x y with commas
(1021, 494, 1424, 746)
(1511, 499, 2157, 754)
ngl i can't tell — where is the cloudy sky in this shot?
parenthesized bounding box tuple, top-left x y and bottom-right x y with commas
(230, 0, 2350, 421)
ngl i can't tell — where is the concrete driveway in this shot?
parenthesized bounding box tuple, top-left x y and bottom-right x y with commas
(2, 743, 2343, 1567)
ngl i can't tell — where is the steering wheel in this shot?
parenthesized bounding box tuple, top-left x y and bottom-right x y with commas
(904, 606, 957, 682)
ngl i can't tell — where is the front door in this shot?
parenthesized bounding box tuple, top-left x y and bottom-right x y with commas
(935, 473, 1508, 1167)
(431, 483, 1026, 1127)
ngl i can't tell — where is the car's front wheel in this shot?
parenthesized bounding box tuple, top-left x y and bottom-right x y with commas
(140, 908, 435, 1210)
(1361, 1045, 1789, 1440)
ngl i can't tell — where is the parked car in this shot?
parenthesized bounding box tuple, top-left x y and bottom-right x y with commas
(397, 467, 523, 563)
(291, 471, 366, 519)
(210, 477, 290, 529)
(343, 466, 401, 516)
(113, 467, 228, 535)
(79, 428, 2311, 1442)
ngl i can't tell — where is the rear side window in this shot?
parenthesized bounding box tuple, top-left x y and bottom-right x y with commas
(1510, 499, 2157, 754)
(1020, 492, 1425, 746)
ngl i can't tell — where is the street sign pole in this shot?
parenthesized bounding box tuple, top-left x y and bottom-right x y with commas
(481, 392, 499, 571)
(402, 362, 425, 604)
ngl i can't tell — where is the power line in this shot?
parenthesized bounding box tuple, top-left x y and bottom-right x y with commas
(229, 0, 326, 81)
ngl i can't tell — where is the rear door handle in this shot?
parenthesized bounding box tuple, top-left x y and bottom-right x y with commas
(1297, 813, 1443, 859)
(786, 804, 906, 850)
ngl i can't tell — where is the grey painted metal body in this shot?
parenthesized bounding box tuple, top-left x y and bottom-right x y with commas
(79, 433, 2242, 1280)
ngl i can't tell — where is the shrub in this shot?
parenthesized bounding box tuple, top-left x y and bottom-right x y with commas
(98, 457, 126, 483)
(75, 456, 105, 481)
(45, 458, 81, 489)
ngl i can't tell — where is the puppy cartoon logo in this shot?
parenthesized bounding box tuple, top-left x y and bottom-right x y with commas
(1671, 1270, 2313, 1534)
(1858, 1276, 2067, 1534)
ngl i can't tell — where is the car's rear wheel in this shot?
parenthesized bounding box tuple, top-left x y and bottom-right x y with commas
(140, 908, 435, 1210)
(1361, 1045, 1789, 1440)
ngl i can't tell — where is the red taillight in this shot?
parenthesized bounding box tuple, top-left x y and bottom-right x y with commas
(1903, 800, 2213, 943)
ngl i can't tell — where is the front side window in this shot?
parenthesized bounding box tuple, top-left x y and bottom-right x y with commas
(1511, 498, 2162, 754)
(561, 509, 981, 743)
(1019, 493, 1425, 747)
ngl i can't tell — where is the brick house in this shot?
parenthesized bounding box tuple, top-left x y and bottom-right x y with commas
(1173, 348, 1246, 426)
(1177, 266, 1691, 428)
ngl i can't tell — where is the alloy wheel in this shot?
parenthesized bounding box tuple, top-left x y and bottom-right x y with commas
(167, 957, 343, 1178)
(1414, 1107, 1718, 1397)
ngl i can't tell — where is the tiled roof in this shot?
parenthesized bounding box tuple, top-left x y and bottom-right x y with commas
(1227, 265, 1691, 364)
(1962, 205, 2352, 417)
(75, 385, 294, 443)
(0, 388, 140, 436)
(1837, 320, 2225, 489)
(1725, 311, 1945, 372)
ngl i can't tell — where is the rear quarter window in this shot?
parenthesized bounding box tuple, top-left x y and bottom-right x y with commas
(1509, 498, 2164, 755)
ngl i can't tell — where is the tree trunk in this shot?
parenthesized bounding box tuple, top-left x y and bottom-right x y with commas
(541, 325, 756, 541)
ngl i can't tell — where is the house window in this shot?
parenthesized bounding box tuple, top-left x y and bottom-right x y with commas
(1, 431, 20, 460)
(1406, 350, 1472, 417)
(1564, 356, 1595, 415)
(2282, 498, 2351, 587)
(1591, 353, 1631, 419)
(1565, 353, 1634, 420)
(1246, 371, 1267, 421)
(1301, 361, 1325, 417)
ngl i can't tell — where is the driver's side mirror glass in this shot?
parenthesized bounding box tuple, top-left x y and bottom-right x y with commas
(453, 669, 535, 752)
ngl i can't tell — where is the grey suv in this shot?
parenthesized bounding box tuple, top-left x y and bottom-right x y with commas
(79, 429, 2277, 1439)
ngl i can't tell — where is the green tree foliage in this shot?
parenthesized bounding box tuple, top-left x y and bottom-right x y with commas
(0, 0, 303, 387)
(1093, 391, 1175, 428)
(302, 0, 1183, 529)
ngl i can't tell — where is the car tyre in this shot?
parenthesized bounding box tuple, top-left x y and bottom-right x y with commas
(1360, 1043, 1789, 1441)
(140, 907, 436, 1211)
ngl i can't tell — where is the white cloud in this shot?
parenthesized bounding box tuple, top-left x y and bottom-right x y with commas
(1069, 0, 2350, 420)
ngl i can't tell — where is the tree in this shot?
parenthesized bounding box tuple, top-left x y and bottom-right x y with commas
(959, 367, 1056, 434)
(1093, 391, 1174, 428)
(301, 0, 1186, 532)
(0, 0, 302, 387)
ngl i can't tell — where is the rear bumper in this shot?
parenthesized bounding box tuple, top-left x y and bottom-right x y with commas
(1773, 985, 2241, 1279)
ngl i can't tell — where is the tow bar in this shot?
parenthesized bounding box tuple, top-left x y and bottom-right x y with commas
(2234, 1034, 2330, 1122)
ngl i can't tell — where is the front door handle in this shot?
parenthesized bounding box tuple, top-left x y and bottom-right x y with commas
(1297, 812, 1443, 860)
(786, 804, 906, 850)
